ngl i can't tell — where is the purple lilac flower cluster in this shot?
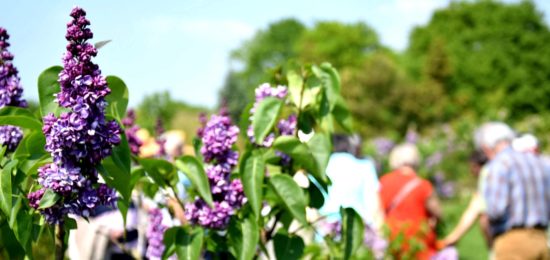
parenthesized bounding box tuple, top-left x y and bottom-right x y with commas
(28, 7, 120, 224)
(122, 109, 142, 156)
(185, 114, 246, 229)
(247, 83, 297, 165)
(247, 83, 290, 146)
(155, 118, 167, 157)
(0, 27, 27, 152)
(363, 225, 388, 259)
(146, 208, 169, 260)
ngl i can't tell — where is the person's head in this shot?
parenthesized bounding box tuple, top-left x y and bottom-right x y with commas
(333, 133, 363, 158)
(474, 122, 515, 159)
(469, 150, 488, 177)
(512, 133, 539, 154)
(333, 134, 352, 154)
(388, 143, 420, 170)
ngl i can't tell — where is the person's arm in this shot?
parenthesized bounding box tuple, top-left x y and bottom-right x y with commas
(426, 192, 442, 221)
(478, 213, 492, 247)
(440, 193, 482, 246)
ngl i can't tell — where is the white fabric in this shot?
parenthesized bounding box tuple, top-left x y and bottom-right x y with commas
(318, 152, 380, 225)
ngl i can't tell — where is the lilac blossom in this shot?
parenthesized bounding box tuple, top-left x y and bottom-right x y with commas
(146, 208, 171, 260)
(247, 83, 289, 146)
(122, 109, 142, 156)
(363, 225, 388, 259)
(372, 137, 395, 157)
(0, 27, 27, 152)
(28, 7, 120, 224)
(185, 113, 245, 229)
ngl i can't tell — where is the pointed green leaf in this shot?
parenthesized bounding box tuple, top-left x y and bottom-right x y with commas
(164, 227, 205, 259)
(312, 63, 341, 109)
(175, 156, 213, 207)
(307, 133, 332, 176)
(273, 136, 324, 181)
(38, 189, 60, 209)
(252, 97, 283, 145)
(37, 66, 65, 117)
(333, 96, 353, 133)
(229, 216, 259, 260)
(341, 208, 364, 260)
(105, 76, 129, 121)
(0, 160, 17, 216)
(0, 107, 42, 131)
(242, 152, 265, 218)
(139, 158, 177, 188)
(287, 71, 303, 107)
(269, 174, 307, 225)
(273, 233, 305, 260)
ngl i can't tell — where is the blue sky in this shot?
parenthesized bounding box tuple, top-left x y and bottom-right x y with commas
(2, 0, 550, 108)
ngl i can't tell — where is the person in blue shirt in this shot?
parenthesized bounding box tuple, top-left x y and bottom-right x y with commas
(318, 134, 384, 228)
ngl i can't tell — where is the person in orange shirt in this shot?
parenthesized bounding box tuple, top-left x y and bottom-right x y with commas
(379, 143, 443, 259)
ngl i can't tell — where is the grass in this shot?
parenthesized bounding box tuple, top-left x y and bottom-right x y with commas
(441, 195, 489, 260)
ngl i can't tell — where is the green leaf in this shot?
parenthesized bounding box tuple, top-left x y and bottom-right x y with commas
(37, 66, 65, 117)
(272, 136, 324, 181)
(38, 189, 60, 209)
(332, 96, 353, 133)
(163, 227, 178, 258)
(312, 63, 341, 109)
(273, 233, 305, 260)
(252, 97, 283, 145)
(174, 156, 213, 208)
(11, 208, 32, 253)
(269, 174, 307, 225)
(341, 208, 364, 260)
(139, 158, 177, 189)
(0, 106, 42, 131)
(307, 133, 332, 176)
(229, 216, 259, 260)
(164, 226, 204, 260)
(110, 131, 131, 174)
(287, 71, 303, 107)
(307, 181, 325, 209)
(241, 152, 265, 218)
(100, 133, 132, 206)
(0, 160, 17, 216)
(105, 76, 129, 121)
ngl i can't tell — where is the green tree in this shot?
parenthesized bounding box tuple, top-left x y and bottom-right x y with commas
(296, 21, 380, 68)
(220, 18, 306, 123)
(406, 0, 550, 120)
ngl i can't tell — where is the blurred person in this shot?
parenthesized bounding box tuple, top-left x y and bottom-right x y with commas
(319, 133, 383, 228)
(379, 143, 456, 259)
(475, 122, 550, 260)
(512, 133, 539, 154)
(316, 133, 387, 258)
(68, 203, 141, 260)
(439, 150, 492, 249)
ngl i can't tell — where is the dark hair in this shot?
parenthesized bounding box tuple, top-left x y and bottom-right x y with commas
(469, 150, 488, 166)
(333, 134, 352, 153)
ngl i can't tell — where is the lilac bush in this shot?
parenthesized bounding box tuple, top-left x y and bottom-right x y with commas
(28, 7, 120, 224)
(184, 113, 246, 229)
(0, 27, 27, 152)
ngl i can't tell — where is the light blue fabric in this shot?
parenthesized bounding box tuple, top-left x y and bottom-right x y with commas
(318, 152, 380, 225)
